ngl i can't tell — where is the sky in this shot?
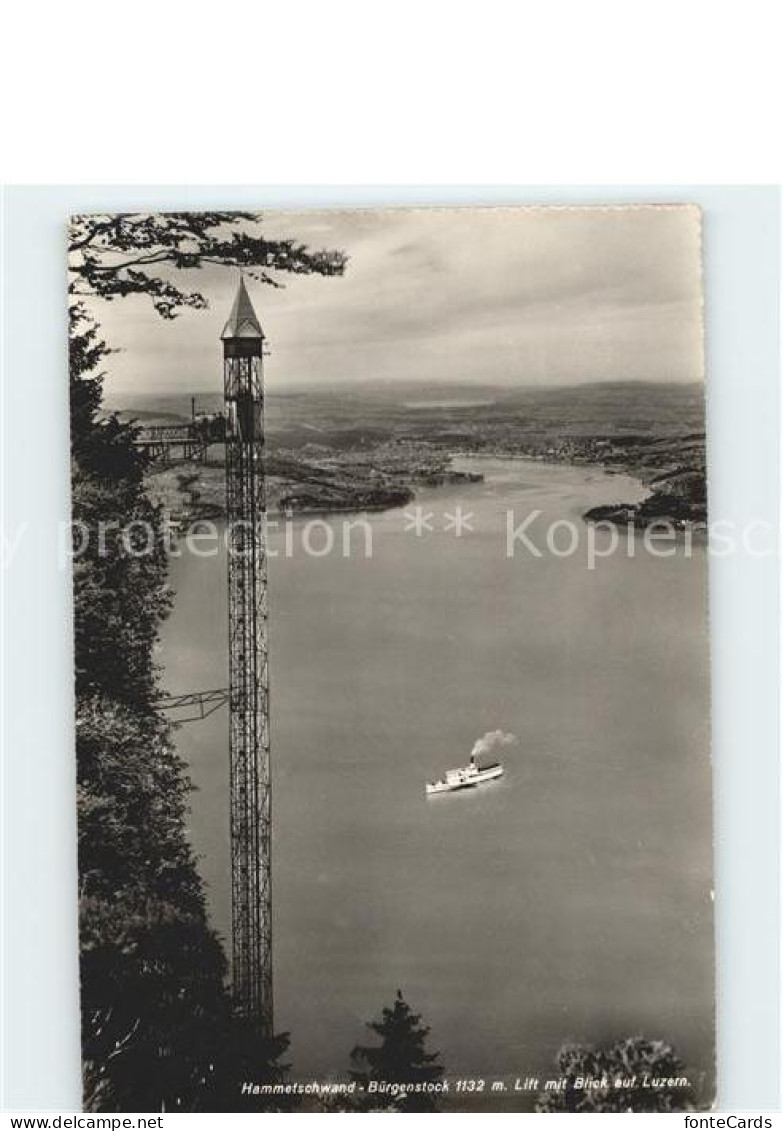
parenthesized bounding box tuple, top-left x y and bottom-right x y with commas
(86, 205, 705, 398)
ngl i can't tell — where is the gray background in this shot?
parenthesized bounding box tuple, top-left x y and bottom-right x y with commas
(2, 185, 779, 1110)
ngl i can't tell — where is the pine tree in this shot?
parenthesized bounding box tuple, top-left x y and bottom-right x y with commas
(350, 990, 444, 1112)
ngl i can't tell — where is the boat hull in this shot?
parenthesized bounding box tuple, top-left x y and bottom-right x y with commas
(426, 763, 504, 796)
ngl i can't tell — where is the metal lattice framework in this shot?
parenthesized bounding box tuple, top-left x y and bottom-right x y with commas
(155, 687, 229, 722)
(222, 278, 273, 1032)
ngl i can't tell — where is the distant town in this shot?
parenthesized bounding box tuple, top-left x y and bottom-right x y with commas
(108, 380, 706, 530)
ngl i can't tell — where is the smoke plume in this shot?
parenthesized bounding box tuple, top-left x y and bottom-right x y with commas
(471, 730, 516, 759)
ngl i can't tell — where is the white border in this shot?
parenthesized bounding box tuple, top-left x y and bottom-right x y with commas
(1, 186, 780, 1111)
(1, 1, 779, 183)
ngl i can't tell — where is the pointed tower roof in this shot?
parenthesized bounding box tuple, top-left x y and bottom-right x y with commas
(221, 275, 265, 340)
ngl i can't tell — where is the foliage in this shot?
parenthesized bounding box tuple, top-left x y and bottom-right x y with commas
(176, 472, 201, 513)
(69, 213, 344, 1109)
(69, 211, 346, 318)
(350, 990, 444, 1112)
(534, 1037, 697, 1113)
(203, 1020, 295, 1113)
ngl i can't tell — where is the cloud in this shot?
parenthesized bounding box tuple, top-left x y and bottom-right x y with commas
(89, 205, 704, 394)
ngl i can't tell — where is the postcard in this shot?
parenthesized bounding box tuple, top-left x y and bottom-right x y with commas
(68, 204, 712, 1112)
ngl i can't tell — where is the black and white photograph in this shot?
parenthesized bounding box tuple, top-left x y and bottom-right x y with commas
(66, 204, 714, 1112)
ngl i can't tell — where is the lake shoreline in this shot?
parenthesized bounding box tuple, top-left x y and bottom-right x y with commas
(149, 446, 664, 527)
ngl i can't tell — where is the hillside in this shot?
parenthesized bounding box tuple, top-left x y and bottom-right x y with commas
(108, 381, 706, 525)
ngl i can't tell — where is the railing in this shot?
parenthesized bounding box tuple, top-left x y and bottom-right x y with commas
(136, 424, 197, 442)
(155, 688, 229, 722)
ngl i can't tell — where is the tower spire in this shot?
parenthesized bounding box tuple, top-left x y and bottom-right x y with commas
(222, 274, 265, 341)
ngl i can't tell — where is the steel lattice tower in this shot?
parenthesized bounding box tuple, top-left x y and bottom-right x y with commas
(221, 277, 272, 1032)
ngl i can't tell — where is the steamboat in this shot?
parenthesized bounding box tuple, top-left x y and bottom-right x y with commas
(426, 752, 504, 796)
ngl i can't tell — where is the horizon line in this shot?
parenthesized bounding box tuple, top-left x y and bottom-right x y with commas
(104, 376, 706, 402)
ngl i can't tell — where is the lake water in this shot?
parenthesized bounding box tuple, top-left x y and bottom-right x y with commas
(161, 458, 713, 1104)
